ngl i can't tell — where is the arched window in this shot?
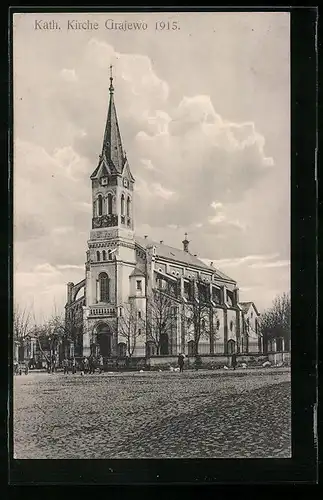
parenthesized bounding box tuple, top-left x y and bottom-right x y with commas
(188, 340, 195, 356)
(108, 249, 113, 260)
(201, 319, 206, 330)
(98, 272, 110, 302)
(227, 339, 236, 354)
(118, 343, 127, 358)
(98, 195, 103, 216)
(126, 196, 131, 217)
(121, 194, 125, 216)
(160, 333, 169, 355)
(96, 251, 101, 262)
(230, 320, 234, 332)
(146, 341, 156, 357)
(107, 193, 113, 215)
(216, 319, 220, 330)
(102, 250, 106, 261)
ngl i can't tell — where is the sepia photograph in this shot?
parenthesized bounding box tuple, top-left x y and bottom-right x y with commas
(12, 11, 292, 461)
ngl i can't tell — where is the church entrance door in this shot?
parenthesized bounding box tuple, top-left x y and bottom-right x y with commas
(97, 323, 113, 358)
(160, 333, 169, 355)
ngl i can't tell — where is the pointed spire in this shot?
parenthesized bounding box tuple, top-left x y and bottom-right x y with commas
(101, 65, 125, 173)
(109, 64, 114, 93)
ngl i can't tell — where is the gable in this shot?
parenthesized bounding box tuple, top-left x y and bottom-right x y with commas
(90, 157, 112, 180)
(122, 160, 135, 182)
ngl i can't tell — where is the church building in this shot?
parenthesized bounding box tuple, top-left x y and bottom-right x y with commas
(65, 70, 263, 361)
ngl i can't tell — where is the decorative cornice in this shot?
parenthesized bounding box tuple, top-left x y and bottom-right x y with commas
(89, 241, 118, 249)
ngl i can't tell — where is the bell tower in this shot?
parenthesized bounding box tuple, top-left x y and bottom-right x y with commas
(90, 66, 135, 235)
(82, 66, 137, 357)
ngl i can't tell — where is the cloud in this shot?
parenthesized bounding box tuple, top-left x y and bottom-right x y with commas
(52, 226, 73, 235)
(61, 68, 78, 82)
(34, 263, 60, 275)
(201, 253, 280, 268)
(140, 158, 157, 171)
(250, 259, 290, 269)
(208, 214, 227, 225)
(57, 264, 85, 270)
(152, 183, 175, 200)
(211, 201, 223, 211)
(13, 31, 289, 318)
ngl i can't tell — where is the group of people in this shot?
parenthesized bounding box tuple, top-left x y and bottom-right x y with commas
(62, 356, 77, 374)
(63, 354, 105, 375)
(13, 361, 28, 375)
(177, 353, 238, 371)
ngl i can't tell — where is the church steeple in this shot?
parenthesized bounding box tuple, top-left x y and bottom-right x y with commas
(100, 65, 125, 173)
(90, 65, 135, 233)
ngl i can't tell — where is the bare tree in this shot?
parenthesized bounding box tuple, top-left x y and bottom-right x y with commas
(260, 292, 291, 350)
(13, 303, 32, 343)
(146, 288, 178, 355)
(118, 302, 145, 357)
(185, 281, 213, 355)
(31, 306, 77, 370)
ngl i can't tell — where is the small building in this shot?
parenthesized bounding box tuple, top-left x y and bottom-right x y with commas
(239, 301, 262, 353)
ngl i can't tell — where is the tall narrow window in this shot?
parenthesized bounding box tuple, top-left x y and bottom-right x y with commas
(96, 251, 101, 262)
(98, 273, 110, 302)
(127, 196, 131, 217)
(98, 195, 103, 216)
(102, 250, 106, 261)
(136, 280, 142, 291)
(108, 250, 113, 260)
(107, 193, 113, 215)
(121, 194, 125, 216)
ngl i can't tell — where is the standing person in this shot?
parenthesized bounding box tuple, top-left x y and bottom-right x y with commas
(80, 357, 85, 376)
(71, 356, 76, 374)
(51, 353, 56, 373)
(63, 357, 69, 375)
(232, 352, 237, 371)
(98, 355, 104, 374)
(89, 355, 96, 374)
(178, 353, 185, 373)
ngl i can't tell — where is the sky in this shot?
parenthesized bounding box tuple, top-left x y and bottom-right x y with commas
(13, 11, 290, 321)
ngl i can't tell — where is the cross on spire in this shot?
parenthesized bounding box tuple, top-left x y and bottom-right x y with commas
(109, 65, 114, 93)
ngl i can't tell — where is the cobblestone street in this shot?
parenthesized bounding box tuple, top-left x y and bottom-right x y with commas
(13, 368, 291, 459)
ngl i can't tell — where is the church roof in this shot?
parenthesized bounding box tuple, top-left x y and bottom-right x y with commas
(102, 90, 125, 173)
(239, 301, 260, 315)
(91, 69, 126, 178)
(135, 235, 236, 283)
(130, 267, 146, 277)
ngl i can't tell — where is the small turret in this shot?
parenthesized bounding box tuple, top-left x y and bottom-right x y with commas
(182, 233, 190, 253)
(67, 282, 74, 304)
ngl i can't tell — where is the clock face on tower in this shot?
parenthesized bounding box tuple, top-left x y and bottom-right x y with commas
(123, 178, 129, 188)
(101, 177, 108, 186)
